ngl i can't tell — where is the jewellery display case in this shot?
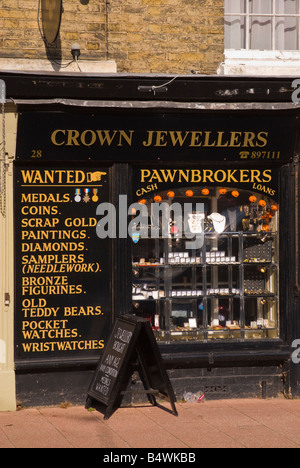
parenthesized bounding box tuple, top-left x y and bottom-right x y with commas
(131, 187, 279, 342)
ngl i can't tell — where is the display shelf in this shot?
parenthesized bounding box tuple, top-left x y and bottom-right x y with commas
(132, 221, 279, 342)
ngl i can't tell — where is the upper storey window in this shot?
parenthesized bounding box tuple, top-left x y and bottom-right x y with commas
(225, 0, 300, 50)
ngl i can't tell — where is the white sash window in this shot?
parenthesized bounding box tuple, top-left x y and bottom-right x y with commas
(225, 0, 300, 51)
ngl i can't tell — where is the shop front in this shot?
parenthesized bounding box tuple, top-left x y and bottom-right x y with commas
(2, 73, 300, 405)
(132, 165, 280, 342)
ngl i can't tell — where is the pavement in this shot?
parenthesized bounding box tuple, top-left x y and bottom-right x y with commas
(1, 398, 300, 448)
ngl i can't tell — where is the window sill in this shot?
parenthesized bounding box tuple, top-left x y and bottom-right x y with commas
(160, 341, 290, 369)
(219, 50, 300, 76)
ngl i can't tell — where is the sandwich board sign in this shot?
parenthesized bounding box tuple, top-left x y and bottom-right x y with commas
(86, 314, 177, 420)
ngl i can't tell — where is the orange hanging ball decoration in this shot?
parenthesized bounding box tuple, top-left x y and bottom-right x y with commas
(138, 199, 147, 205)
(271, 204, 278, 211)
(259, 200, 267, 207)
(249, 195, 257, 203)
(186, 190, 194, 197)
(154, 195, 162, 203)
(219, 188, 227, 195)
(231, 191, 239, 198)
(202, 188, 210, 196)
(167, 191, 175, 198)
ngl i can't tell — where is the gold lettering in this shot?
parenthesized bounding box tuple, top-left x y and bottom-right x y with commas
(216, 132, 229, 147)
(148, 170, 163, 183)
(214, 170, 227, 183)
(227, 169, 239, 183)
(118, 130, 134, 146)
(141, 169, 151, 182)
(204, 132, 216, 147)
(21, 218, 60, 228)
(202, 170, 214, 183)
(143, 131, 154, 147)
(240, 170, 250, 182)
(51, 129, 65, 146)
(21, 206, 58, 216)
(178, 170, 190, 183)
(81, 130, 97, 146)
(50, 129, 269, 149)
(160, 170, 177, 183)
(66, 130, 80, 146)
(189, 131, 203, 147)
(191, 170, 201, 183)
(96, 130, 117, 146)
(243, 132, 256, 147)
(250, 170, 262, 183)
(139, 168, 273, 186)
(262, 169, 272, 183)
(155, 131, 168, 147)
(257, 132, 269, 147)
(229, 132, 242, 147)
(169, 131, 189, 146)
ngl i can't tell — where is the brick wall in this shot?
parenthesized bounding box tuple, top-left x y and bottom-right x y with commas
(0, 0, 107, 62)
(109, 0, 224, 74)
(0, 0, 224, 74)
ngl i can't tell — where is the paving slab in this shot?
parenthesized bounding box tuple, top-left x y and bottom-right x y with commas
(0, 399, 300, 448)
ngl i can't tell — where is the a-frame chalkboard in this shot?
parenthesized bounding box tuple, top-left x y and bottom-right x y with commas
(86, 315, 178, 420)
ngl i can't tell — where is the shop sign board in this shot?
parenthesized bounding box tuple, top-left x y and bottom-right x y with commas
(134, 166, 279, 202)
(16, 111, 298, 163)
(86, 315, 177, 420)
(14, 166, 111, 361)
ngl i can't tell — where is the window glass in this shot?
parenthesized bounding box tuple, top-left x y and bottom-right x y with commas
(250, 16, 272, 50)
(225, 0, 300, 50)
(225, 16, 246, 49)
(131, 186, 279, 342)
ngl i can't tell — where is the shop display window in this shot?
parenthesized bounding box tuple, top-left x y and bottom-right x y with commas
(131, 186, 279, 342)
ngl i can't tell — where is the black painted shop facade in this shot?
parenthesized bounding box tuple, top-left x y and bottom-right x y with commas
(4, 72, 300, 405)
